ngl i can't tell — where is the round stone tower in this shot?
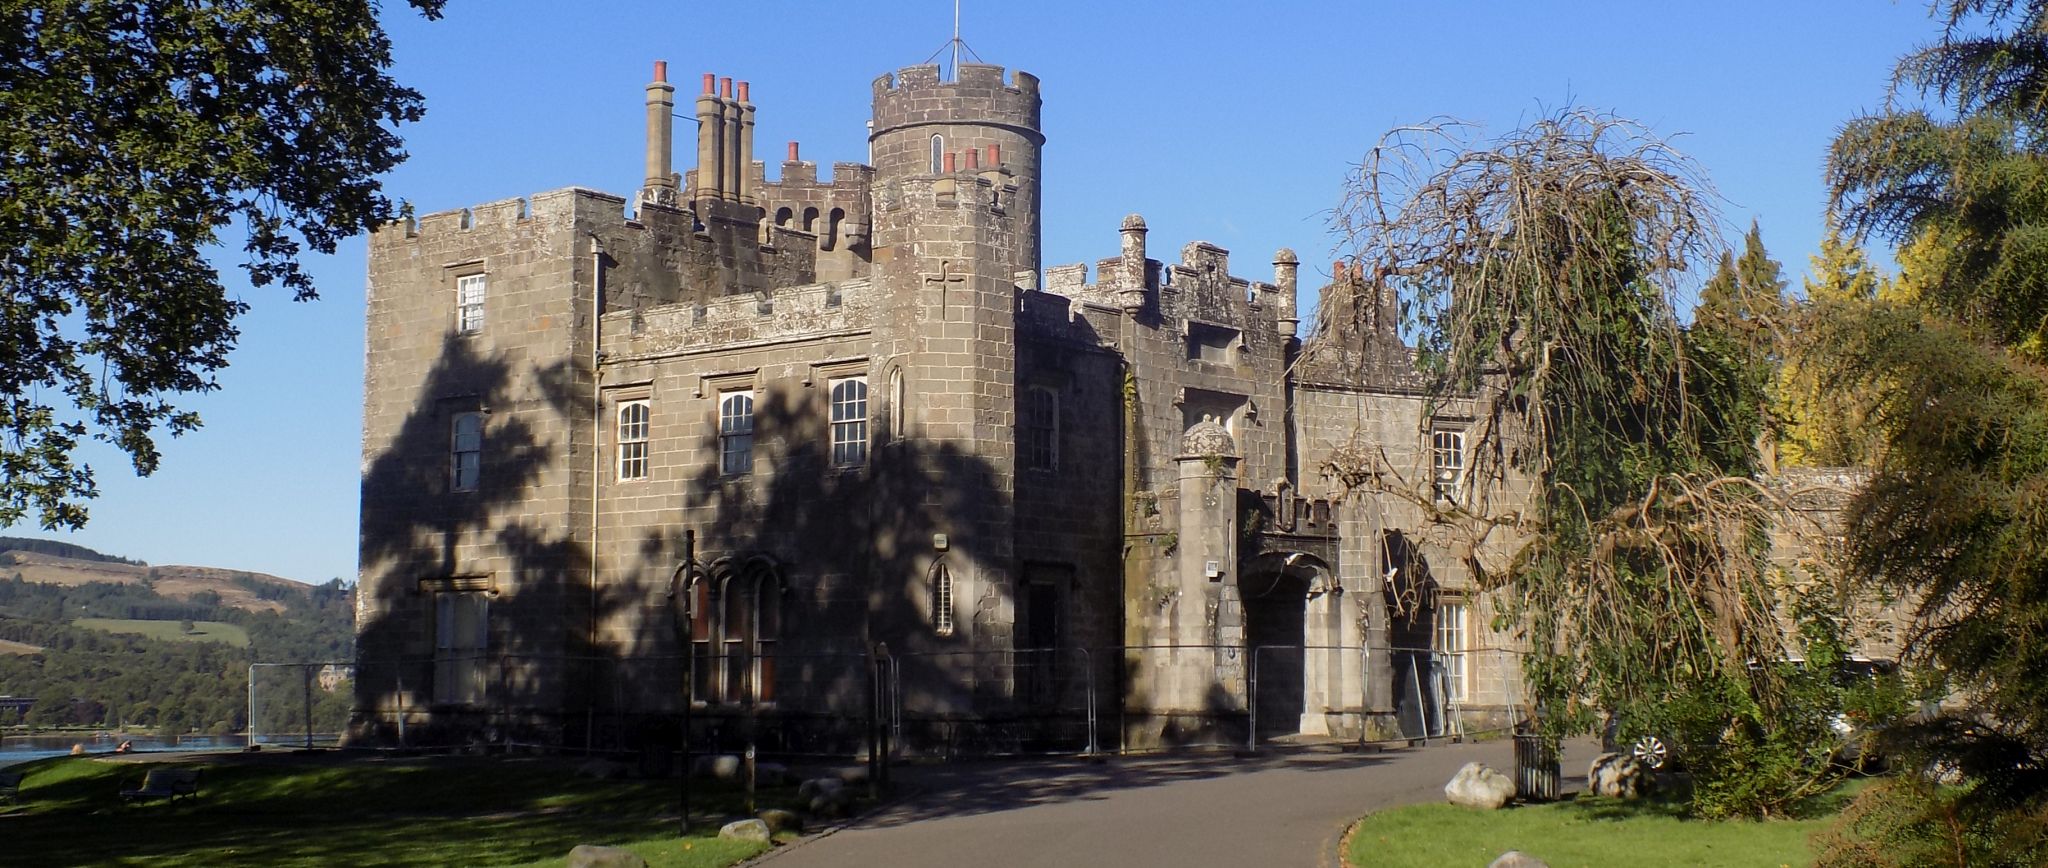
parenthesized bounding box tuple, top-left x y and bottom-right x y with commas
(869, 63, 1044, 276)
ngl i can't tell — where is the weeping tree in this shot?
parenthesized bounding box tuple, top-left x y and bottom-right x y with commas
(1315, 111, 1850, 817)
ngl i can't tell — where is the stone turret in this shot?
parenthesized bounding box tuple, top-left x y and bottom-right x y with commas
(869, 64, 1044, 278)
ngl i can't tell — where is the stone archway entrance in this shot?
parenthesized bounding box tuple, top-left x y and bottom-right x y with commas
(1240, 552, 1336, 737)
(1382, 532, 1442, 739)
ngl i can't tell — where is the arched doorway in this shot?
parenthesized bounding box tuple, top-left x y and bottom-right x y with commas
(1382, 532, 1441, 739)
(1240, 552, 1335, 737)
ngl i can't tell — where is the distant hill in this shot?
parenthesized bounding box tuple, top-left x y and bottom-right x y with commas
(0, 542, 310, 615)
(0, 536, 147, 566)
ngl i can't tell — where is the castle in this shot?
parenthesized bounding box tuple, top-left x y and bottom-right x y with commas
(351, 58, 1515, 753)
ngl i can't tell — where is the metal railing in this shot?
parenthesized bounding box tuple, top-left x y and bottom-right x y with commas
(272, 642, 1527, 759)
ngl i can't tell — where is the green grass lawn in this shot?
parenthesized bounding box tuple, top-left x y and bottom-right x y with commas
(0, 753, 796, 867)
(1347, 781, 1866, 868)
(73, 618, 251, 648)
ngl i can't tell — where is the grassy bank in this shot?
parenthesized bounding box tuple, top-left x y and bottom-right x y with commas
(0, 753, 802, 867)
(73, 618, 250, 647)
(1347, 781, 1865, 868)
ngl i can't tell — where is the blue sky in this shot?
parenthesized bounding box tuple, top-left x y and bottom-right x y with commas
(8, 1, 1939, 583)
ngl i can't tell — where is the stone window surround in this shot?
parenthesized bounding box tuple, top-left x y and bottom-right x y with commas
(1022, 384, 1058, 472)
(431, 587, 490, 708)
(1435, 597, 1468, 702)
(450, 410, 483, 493)
(828, 374, 869, 468)
(448, 260, 486, 335)
(1430, 424, 1467, 503)
(718, 389, 755, 477)
(616, 397, 651, 482)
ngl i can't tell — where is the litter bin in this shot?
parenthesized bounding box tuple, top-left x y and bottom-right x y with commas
(1513, 727, 1561, 802)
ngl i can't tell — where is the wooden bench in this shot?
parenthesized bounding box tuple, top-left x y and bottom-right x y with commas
(119, 768, 200, 804)
(0, 770, 22, 805)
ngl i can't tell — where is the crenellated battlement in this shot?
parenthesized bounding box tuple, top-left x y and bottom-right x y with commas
(870, 64, 1042, 138)
(754, 155, 875, 259)
(1036, 215, 1300, 336)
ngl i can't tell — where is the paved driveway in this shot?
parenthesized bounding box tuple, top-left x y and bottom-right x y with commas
(759, 739, 1599, 868)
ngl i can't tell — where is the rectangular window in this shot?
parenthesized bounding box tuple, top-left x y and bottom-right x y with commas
(830, 376, 868, 467)
(1431, 429, 1465, 502)
(456, 273, 487, 333)
(1436, 602, 1468, 702)
(719, 391, 754, 476)
(617, 400, 650, 481)
(451, 412, 482, 492)
(1186, 322, 1240, 365)
(433, 592, 489, 706)
(1022, 387, 1058, 471)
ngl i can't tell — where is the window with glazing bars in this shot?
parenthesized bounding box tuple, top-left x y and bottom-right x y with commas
(1022, 387, 1057, 471)
(451, 412, 482, 492)
(830, 377, 867, 467)
(1431, 429, 1464, 501)
(617, 400, 649, 480)
(719, 391, 753, 476)
(456, 274, 486, 333)
(1436, 601, 1468, 701)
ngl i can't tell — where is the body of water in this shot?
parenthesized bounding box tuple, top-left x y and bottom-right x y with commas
(0, 733, 253, 768)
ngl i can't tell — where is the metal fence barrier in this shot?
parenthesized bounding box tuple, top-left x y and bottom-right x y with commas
(268, 643, 1528, 760)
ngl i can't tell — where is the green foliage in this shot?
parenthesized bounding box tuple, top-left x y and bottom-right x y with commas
(1813, 0, 2048, 848)
(4, 756, 776, 867)
(1813, 776, 2048, 868)
(0, 537, 146, 566)
(0, 0, 443, 529)
(0, 575, 352, 733)
(1326, 112, 1847, 818)
(1345, 780, 1867, 868)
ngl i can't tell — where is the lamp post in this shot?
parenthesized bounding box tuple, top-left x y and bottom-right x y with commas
(667, 529, 702, 836)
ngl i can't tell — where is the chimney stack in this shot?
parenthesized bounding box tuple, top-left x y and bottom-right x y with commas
(642, 61, 677, 202)
(695, 73, 723, 202)
(736, 81, 756, 205)
(1273, 249, 1299, 338)
(720, 78, 741, 201)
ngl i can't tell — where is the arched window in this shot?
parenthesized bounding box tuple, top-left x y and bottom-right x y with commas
(801, 206, 819, 233)
(930, 561, 954, 637)
(691, 558, 782, 705)
(930, 134, 944, 173)
(617, 400, 649, 480)
(773, 206, 793, 227)
(829, 376, 868, 467)
(719, 391, 754, 476)
(888, 368, 906, 438)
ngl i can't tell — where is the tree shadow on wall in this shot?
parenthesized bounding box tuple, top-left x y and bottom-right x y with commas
(351, 332, 652, 748)
(595, 380, 1088, 755)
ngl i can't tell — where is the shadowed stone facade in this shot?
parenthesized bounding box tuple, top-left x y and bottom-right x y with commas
(351, 59, 1525, 753)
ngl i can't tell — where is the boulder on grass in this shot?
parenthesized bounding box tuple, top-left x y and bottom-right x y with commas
(797, 777, 844, 801)
(754, 761, 791, 786)
(719, 818, 772, 844)
(575, 759, 632, 780)
(1588, 752, 1651, 800)
(1488, 851, 1549, 868)
(567, 844, 649, 868)
(693, 754, 742, 781)
(758, 808, 804, 835)
(1444, 761, 1516, 810)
